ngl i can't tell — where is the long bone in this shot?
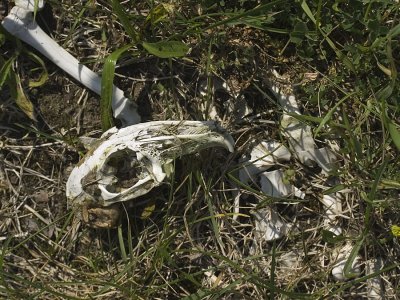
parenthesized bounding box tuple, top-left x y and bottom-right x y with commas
(2, 2, 140, 126)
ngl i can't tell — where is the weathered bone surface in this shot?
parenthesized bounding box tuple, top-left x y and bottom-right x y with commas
(252, 207, 289, 241)
(366, 257, 384, 299)
(66, 121, 234, 225)
(15, 0, 45, 11)
(2, 4, 140, 126)
(260, 169, 305, 199)
(239, 141, 291, 184)
(331, 241, 361, 281)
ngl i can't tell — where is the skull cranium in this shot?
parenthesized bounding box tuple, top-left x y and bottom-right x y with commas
(66, 121, 234, 227)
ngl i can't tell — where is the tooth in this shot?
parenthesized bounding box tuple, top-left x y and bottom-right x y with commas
(2, 4, 140, 126)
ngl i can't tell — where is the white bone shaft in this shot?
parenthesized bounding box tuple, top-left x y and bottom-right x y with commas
(2, 7, 140, 125)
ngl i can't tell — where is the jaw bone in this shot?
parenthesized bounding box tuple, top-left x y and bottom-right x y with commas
(2, 2, 140, 126)
(66, 121, 234, 224)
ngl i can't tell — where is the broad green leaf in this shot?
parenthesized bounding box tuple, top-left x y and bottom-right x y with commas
(142, 41, 189, 58)
(376, 60, 392, 77)
(146, 3, 174, 25)
(140, 202, 156, 219)
(376, 84, 393, 100)
(387, 121, 400, 151)
(321, 230, 345, 244)
(324, 36, 355, 72)
(290, 21, 309, 44)
(101, 44, 134, 131)
(111, 0, 140, 42)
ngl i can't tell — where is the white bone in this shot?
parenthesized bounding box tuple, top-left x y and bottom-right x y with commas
(15, 0, 45, 11)
(239, 141, 291, 183)
(331, 242, 361, 281)
(366, 257, 384, 299)
(323, 220, 342, 236)
(321, 194, 342, 221)
(260, 169, 305, 199)
(2, 6, 140, 126)
(272, 85, 315, 165)
(66, 121, 234, 210)
(299, 147, 338, 175)
(252, 207, 289, 241)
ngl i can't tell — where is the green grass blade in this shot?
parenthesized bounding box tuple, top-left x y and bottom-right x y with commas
(117, 224, 128, 261)
(300, 0, 316, 24)
(111, 0, 140, 42)
(101, 44, 134, 131)
(323, 184, 347, 195)
(387, 23, 400, 38)
(314, 92, 354, 136)
(0, 56, 15, 88)
(203, 0, 287, 31)
(343, 236, 364, 279)
(387, 121, 400, 151)
(330, 263, 399, 296)
(9, 69, 37, 121)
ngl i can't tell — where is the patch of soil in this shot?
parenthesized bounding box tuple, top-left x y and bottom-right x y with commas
(37, 73, 101, 135)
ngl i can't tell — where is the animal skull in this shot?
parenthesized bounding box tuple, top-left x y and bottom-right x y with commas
(66, 121, 234, 227)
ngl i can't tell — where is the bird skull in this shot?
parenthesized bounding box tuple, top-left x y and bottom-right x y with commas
(66, 121, 234, 228)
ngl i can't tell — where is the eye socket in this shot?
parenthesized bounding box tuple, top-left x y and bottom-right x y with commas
(104, 149, 143, 191)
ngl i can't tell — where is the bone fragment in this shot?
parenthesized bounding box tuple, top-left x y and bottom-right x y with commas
(331, 242, 361, 281)
(239, 141, 291, 183)
(260, 169, 305, 199)
(366, 257, 385, 299)
(15, 0, 45, 11)
(252, 207, 289, 241)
